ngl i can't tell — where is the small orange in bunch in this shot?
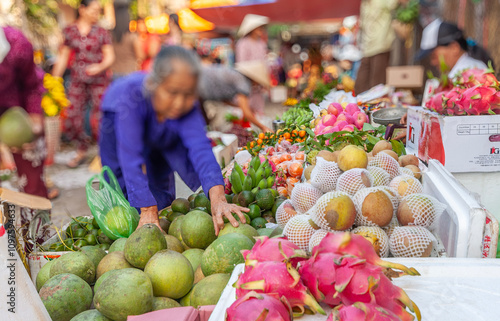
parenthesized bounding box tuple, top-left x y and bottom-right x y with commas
(280, 154, 292, 163)
(299, 130, 306, 138)
(295, 151, 305, 161)
(288, 162, 303, 178)
(292, 130, 298, 137)
(258, 133, 265, 139)
(257, 138, 263, 145)
(250, 141, 256, 148)
(270, 155, 281, 165)
(283, 132, 291, 140)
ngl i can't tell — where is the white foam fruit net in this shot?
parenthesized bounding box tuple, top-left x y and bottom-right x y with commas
(291, 183, 324, 214)
(368, 152, 401, 180)
(336, 168, 373, 196)
(397, 193, 447, 228)
(352, 226, 389, 258)
(353, 187, 396, 227)
(367, 166, 391, 187)
(283, 214, 319, 251)
(308, 229, 330, 253)
(383, 215, 401, 239)
(310, 156, 342, 193)
(389, 226, 436, 258)
(276, 200, 297, 228)
(399, 166, 415, 177)
(389, 175, 423, 198)
(310, 191, 355, 232)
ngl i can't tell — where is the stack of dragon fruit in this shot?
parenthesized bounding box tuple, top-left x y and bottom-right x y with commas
(226, 233, 421, 321)
(425, 67, 500, 116)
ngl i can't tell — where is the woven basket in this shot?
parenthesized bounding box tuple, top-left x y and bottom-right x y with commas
(44, 116, 61, 166)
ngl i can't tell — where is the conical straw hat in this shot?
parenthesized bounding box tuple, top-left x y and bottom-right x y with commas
(237, 14, 269, 38)
(235, 60, 271, 88)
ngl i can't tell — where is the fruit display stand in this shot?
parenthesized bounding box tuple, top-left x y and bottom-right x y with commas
(208, 132, 238, 167)
(210, 258, 500, 321)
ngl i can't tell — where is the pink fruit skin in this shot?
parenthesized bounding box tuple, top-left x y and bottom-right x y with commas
(342, 125, 355, 132)
(322, 114, 337, 127)
(314, 123, 325, 135)
(337, 113, 348, 122)
(235, 261, 324, 315)
(226, 292, 292, 321)
(330, 303, 403, 321)
(299, 252, 342, 307)
(333, 120, 348, 129)
(320, 126, 336, 135)
(328, 103, 343, 116)
(352, 111, 368, 129)
(241, 236, 304, 267)
(345, 103, 360, 116)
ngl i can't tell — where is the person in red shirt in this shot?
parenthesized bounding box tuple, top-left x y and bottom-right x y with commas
(52, 0, 115, 168)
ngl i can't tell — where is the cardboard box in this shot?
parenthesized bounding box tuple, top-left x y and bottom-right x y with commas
(208, 132, 238, 166)
(406, 106, 500, 173)
(386, 65, 425, 89)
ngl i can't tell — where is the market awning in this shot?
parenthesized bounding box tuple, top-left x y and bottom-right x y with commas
(190, 0, 361, 28)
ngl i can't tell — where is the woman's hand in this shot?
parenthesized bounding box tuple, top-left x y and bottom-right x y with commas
(209, 185, 249, 235)
(137, 205, 163, 232)
(86, 64, 103, 76)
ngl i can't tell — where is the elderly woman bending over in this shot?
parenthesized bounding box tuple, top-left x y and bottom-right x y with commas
(99, 46, 248, 234)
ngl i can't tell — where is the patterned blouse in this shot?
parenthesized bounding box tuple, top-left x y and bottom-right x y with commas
(63, 24, 112, 84)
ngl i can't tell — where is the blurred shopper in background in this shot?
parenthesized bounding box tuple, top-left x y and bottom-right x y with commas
(355, 0, 404, 94)
(111, 0, 142, 79)
(235, 14, 269, 116)
(52, 0, 115, 168)
(137, 19, 160, 71)
(165, 13, 183, 46)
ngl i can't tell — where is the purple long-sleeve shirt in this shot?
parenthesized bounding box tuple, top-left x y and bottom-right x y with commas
(0, 27, 44, 114)
(99, 72, 224, 209)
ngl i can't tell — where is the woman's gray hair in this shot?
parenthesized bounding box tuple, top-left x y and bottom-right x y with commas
(145, 46, 201, 92)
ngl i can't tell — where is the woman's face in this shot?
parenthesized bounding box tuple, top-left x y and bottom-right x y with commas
(152, 62, 198, 122)
(79, 1, 101, 24)
(430, 42, 462, 71)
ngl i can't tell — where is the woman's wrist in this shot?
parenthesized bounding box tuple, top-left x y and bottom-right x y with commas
(209, 185, 226, 203)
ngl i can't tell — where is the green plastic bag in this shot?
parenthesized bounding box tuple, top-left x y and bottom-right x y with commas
(86, 166, 139, 240)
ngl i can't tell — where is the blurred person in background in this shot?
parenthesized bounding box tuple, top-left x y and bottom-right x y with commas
(137, 19, 161, 71)
(165, 13, 183, 46)
(355, 0, 407, 94)
(99, 46, 248, 234)
(235, 14, 269, 116)
(0, 26, 52, 251)
(52, 0, 115, 168)
(110, 0, 142, 79)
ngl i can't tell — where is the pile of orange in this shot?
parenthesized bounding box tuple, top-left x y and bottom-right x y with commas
(244, 129, 307, 151)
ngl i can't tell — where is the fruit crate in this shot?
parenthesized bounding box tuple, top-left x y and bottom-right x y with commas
(209, 258, 500, 321)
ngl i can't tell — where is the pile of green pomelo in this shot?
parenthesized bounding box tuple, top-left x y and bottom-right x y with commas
(37, 191, 285, 321)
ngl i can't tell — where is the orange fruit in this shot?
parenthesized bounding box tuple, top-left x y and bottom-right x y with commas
(277, 186, 288, 197)
(258, 133, 265, 139)
(257, 139, 263, 145)
(280, 154, 292, 163)
(284, 132, 291, 139)
(299, 130, 306, 138)
(295, 151, 305, 161)
(276, 163, 289, 174)
(250, 141, 256, 148)
(270, 156, 281, 165)
(288, 162, 303, 178)
(292, 130, 298, 137)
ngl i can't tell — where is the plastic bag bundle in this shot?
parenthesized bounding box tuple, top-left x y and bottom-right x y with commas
(310, 191, 355, 232)
(86, 166, 140, 240)
(389, 226, 436, 258)
(367, 166, 391, 187)
(308, 229, 330, 253)
(276, 200, 298, 228)
(352, 226, 390, 258)
(310, 157, 342, 193)
(283, 214, 319, 251)
(234, 150, 252, 166)
(368, 152, 400, 179)
(397, 193, 446, 228)
(336, 168, 373, 196)
(290, 183, 323, 214)
(399, 166, 415, 177)
(389, 175, 423, 198)
(383, 216, 401, 239)
(353, 187, 397, 227)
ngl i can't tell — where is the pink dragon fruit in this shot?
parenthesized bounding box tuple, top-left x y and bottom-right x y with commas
(224, 177, 232, 194)
(459, 68, 499, 88)
(425, 91, 446, 114)
(299, 251, 343, 307)
(333, 256, 420, 321)
(327, 302, 407, 321)
(241, 236, 307, 267)
(226, 291, 293, 321)
(312, 232, 420, 276)
(235, 260, 325, 316)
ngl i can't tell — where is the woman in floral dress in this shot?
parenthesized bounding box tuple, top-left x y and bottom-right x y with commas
(53, 0, 115, 167)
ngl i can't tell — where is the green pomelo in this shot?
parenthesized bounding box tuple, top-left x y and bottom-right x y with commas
(167, 212, 184, 222)
(36, 259, 55, 292)
(0, 107, 34, 148)
(94, 269, 121, 294)
(152, 297, 181, 311)
(96, 251, 133, 280)
(179, 288, 194, 307)
(168, 215, 186, 240)
(124, 224, 167, 269)
(256, 189, 275, 210)
(108, 238, 127, 253)
(81, 246, 107, 270)
(190, 273, 231, 308)
(251, 217, 268, 229)
(201, 233, 253, 276)
(94, 268, 153, 321)
(39, 273, 92, 321)
(50, 251, 96, 284)
(237, 191, 255, 207)
(194, 193, 211, 209)
(182, 248, 204, 271)
(171, 198, 190, 214)
(69, 309, 112, 321)
(247, 204, 261, 220)
(165, 234, 184, 253)
(144, 250, 194, 299)
(218, 223, 259, 243)
(159, 217, 171, 233)
(102, 206, 138, 240)
(180, 210, 216, 249)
